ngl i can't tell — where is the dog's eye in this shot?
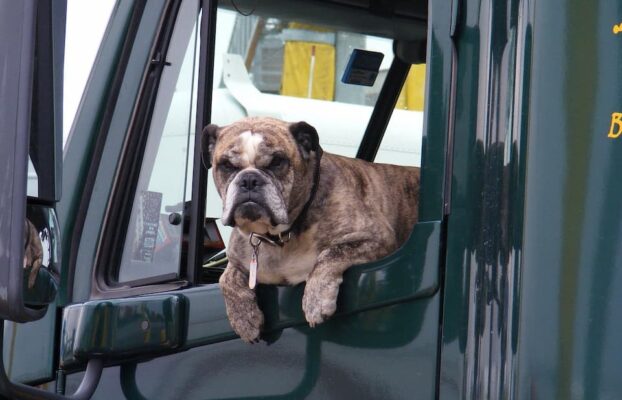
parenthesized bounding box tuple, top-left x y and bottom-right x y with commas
(268, 156, 287, 171)
(219, 160, 237, 172)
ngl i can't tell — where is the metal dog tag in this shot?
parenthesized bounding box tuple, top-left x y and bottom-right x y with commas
(249, 246, 258, 289)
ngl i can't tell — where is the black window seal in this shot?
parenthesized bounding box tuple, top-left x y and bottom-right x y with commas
(30, 0, 65, 203)
(186, 0, 218, 283)
(355, 53, 412, 162)
(355, 37, 428, 163)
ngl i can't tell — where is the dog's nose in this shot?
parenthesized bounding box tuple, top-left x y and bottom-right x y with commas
(239, 172, 265, 191)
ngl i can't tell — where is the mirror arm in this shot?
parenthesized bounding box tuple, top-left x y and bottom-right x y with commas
(0, 322, 103, 400)
(120, 363, 148, 400)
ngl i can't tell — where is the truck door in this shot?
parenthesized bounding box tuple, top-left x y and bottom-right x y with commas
(3, 0, 456, 398)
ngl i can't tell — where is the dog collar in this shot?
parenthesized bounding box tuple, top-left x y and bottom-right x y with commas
(249, 231, 292, 247)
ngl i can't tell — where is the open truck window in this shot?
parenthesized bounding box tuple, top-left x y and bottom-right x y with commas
(202, 6, 427, 281)
(101, 2, 430, 288)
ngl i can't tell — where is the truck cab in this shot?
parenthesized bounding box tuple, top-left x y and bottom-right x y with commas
(1, 0, 621, 399)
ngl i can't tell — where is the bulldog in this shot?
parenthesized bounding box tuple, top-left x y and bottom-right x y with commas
(203, 117, 420, 342)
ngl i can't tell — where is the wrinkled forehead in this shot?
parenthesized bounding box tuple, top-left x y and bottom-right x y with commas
(216, 122, 295, 167)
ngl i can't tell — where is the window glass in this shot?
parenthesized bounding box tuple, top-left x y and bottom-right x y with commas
(207, 8, 425, 247)
(27, 158, 38, 197)
(63, 0, 116, 145)
(117, 1, 200, 283)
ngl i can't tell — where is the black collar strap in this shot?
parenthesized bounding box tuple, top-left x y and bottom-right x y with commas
(251, 149, 322, 247)
(250, 231, 291, 248)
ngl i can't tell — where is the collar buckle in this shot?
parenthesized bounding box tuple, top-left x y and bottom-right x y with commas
(249, 231, 291, 247)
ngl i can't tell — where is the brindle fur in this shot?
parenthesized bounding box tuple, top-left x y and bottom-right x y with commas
(205, 117, 419, 342)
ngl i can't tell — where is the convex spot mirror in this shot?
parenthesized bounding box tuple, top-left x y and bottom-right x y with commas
(23, 204, 59, 310)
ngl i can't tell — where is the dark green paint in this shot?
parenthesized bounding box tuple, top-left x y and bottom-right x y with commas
(71, 296, 439, 400)
(420, 0, 453, 222)
(517, 0, 622, 398)
(61, 219, 440, 364)
(556, 3, 596, 399)
(440, 0, 528, 397)
(440, 0, 622, 398)
(60, 294, 186, 369)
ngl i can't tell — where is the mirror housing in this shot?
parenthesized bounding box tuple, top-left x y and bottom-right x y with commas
(0, 0, 63, 323)
(0, 0, 42, 322)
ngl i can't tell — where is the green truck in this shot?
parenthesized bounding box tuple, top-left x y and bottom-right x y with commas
(1, 0, 621, 399)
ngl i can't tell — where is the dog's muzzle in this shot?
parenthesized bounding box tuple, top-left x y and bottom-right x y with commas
(238, 171, 266, 202)
(221, 169, 289, 227)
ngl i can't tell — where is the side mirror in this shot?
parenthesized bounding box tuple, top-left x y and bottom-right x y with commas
(0, 0, 62, 323)
(0, 2, 105, 399)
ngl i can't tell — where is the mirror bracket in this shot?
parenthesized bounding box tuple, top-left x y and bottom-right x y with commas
(0, 322, 103, 399)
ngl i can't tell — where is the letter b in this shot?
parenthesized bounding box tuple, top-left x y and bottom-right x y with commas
(608, 112, 622, 138)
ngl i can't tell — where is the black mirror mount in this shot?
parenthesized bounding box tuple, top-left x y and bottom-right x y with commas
(0, 321, 103, 400)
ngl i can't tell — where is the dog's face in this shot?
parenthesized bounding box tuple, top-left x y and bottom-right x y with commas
(202, 117, 322, 235)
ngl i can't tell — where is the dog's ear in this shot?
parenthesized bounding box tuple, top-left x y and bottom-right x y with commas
(201, 124, 220, 169)
(289, 121, 323, 160)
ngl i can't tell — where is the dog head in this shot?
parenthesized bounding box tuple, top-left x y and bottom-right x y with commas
(202, 117, 322, 235)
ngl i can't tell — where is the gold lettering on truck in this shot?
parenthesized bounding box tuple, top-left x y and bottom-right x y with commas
(608, 112, 622, 138)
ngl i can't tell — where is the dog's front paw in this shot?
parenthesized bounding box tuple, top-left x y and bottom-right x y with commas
(302, 277, 340, 327)
(226, 299, 265, 343)
(220, 264, 265, 343)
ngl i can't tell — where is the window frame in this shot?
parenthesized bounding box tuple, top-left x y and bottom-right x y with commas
(92, 0, 437, 298)
(114, 0, 202, 285)
(93, 0, 213, 297)
(186, 0, 217, 283)
(200, 8, 431, 264)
